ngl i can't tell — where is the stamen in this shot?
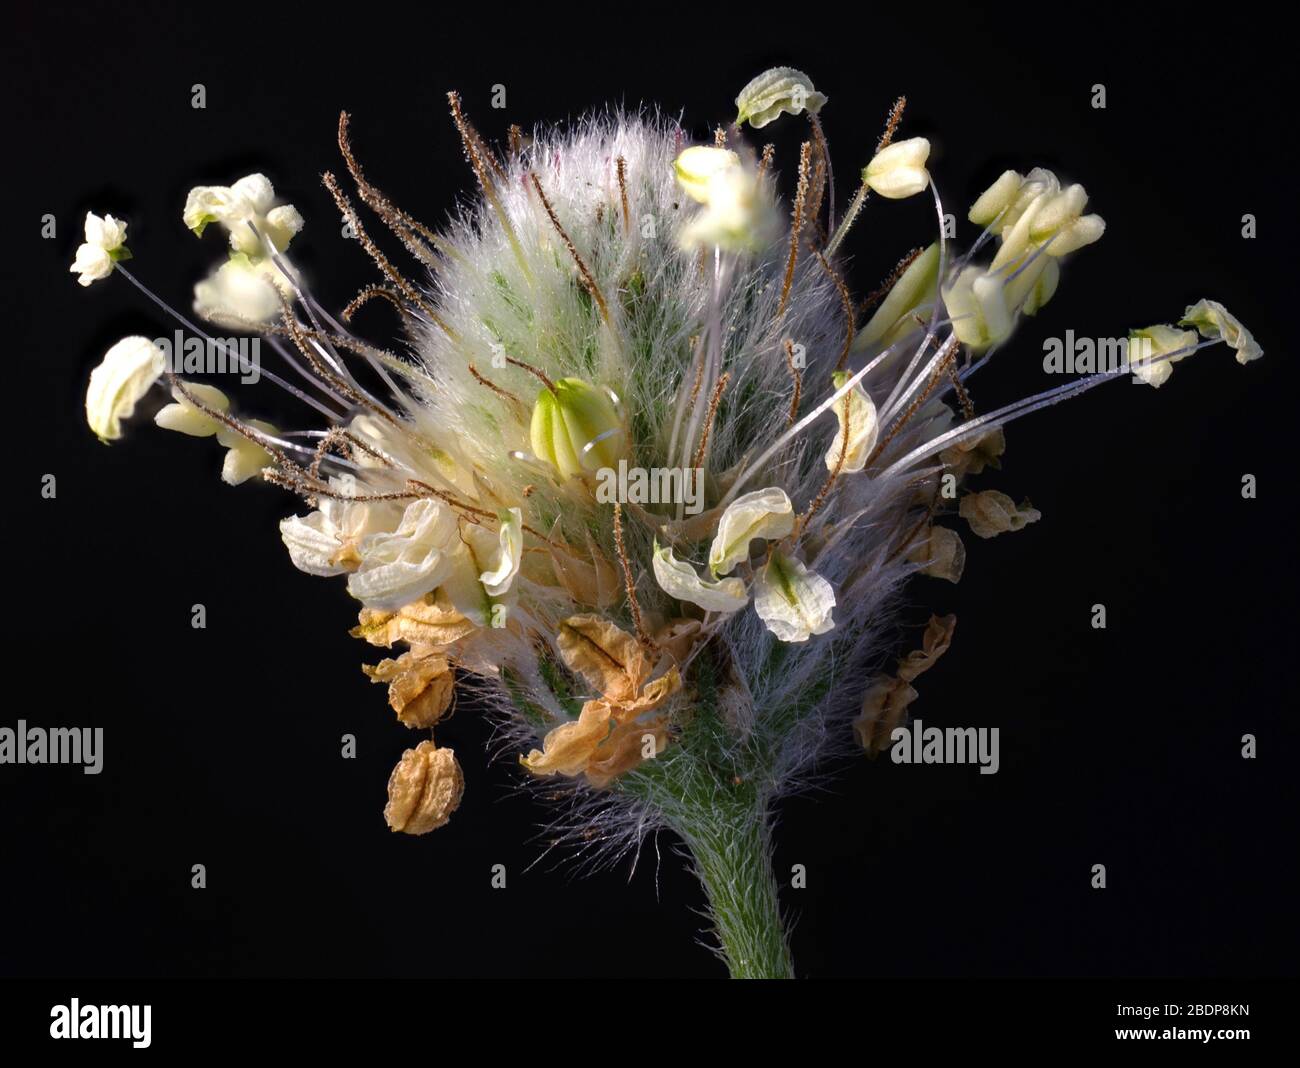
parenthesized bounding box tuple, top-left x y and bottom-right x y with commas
(504, 353, 558, 394)
(337, 111, 453, 270)
(615, 156, 630, 235)
(612, 502, 656, 652)
(782, 338, 803, 427)
(815, 249, 855, 370)
(776, 142, 812, 320)
(528, 172, 612, 327)
(825, 95, 906, 256)
(320, 172, 458, 338)
(690, 371, 731, 471)
(468, 361, 528, 417)
(342, 285, 408, 324)
(448, 91, 532, 282)
(860, 247, 925, 315)
(808, 113, 835, 234)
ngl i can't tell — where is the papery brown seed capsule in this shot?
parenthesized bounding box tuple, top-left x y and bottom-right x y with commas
(384, 741, 464, 835)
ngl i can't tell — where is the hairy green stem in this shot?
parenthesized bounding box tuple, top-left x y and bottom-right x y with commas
(672, 797, 793, 979)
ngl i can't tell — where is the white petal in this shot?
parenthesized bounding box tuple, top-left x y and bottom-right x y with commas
(479, 508, 523, 597)
(346, 498, 460, 610)
(752, 550, 835, 642)
(231, 174, 275, 214)
(84, 336, 167, 442)
(70, 243, 112, 285)
(193, 255, 286, 325)
(263, 204, 304, 251)
(652, 542, 748, 613)
(280, 511, 349, 576)
(825, 371, 879, 473)
(708, 487, 795, 576)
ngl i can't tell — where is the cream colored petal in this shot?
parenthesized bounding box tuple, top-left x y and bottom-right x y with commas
(825, 371, 879, 473)
(1180, 299, 1263, 365)
(708, 487, 795, 577)
(85, 336, 167, 442)
(652, 542, 749, 614)
(752, 549, 836, 643)
(479, 508, 523, 597)
(346, 498, 460, 610)
(280, 510, 349, 577)
(70, 243, 113, 286)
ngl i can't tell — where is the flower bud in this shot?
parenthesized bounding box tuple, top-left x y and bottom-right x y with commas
(673, 146, 740, 204)
(943, 266, 1012, 350)
(863, 137, 931, 199)
(735, 67, 827, 129)
(856, 243, 940, 349)
(529, 377, 626, 479)
(969, 170, 1023, 228)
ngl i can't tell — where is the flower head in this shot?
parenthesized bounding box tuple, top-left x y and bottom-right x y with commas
(70, 212, 129, 286)
(84, 336, 165, 442)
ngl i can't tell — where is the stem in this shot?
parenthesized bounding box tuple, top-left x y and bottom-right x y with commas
(672, 796, 793, 979)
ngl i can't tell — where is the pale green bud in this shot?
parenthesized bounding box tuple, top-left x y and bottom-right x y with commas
(529, 377, 626, 479)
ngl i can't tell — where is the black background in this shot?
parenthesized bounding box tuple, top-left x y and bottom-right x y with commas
(3, 3, 1296, 983)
